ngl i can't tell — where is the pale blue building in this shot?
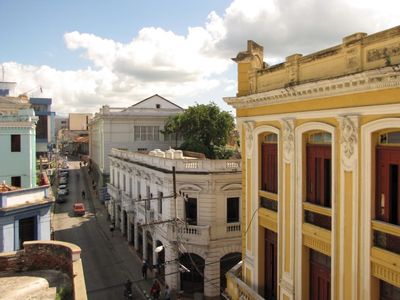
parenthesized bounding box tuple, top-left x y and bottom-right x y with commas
(0, 185, 53, 251)
(0, 96, 37, 188)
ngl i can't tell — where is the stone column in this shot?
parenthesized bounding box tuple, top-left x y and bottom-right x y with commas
(204, 258, 220, 298)
(164, 246, 179, 292)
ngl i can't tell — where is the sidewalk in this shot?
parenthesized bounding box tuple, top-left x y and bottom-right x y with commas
(81, 164, 184, 300)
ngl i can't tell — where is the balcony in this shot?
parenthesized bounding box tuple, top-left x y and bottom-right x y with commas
(225, 262, 264, 300)
(168, 224, 210, 245)
(210, 223, 241, 240)
(372, 220, 400, 255)
(303, 202, 332, 230)
(106, 183, 119, 200)
(110, 148, 241, 173)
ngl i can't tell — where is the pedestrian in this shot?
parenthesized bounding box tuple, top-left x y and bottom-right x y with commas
(142, 259, 148, 279)
(82, 190, 85, 199)
(164, 285, 171, 300)
(150, 280, 160, 299)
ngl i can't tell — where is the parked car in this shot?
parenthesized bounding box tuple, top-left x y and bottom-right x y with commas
(56, 195, 67, 203)
(58, 186, 69, 195)
(59, 177, 68, 184)
(73, 202, 85, 216)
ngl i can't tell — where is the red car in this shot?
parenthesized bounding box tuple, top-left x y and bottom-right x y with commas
(73, 203, 85, 216)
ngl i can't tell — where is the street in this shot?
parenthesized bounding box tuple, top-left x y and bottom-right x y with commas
(52, 159, 147, 300)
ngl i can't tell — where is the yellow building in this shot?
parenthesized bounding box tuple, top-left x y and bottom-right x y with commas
(224, 26, 400, 300)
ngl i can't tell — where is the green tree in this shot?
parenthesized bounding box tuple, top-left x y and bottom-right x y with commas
(163, 102, 235, 159)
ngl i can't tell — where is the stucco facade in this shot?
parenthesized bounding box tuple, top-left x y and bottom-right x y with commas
(225, 26, 400, 299)
(0, 96, 37, 188)
(0, 185, 53, 252)
(107, 148, 242, 299)
(88, 94, 184, 186)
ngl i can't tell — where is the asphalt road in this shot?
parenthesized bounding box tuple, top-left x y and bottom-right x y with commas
(52, 159, 146, 300)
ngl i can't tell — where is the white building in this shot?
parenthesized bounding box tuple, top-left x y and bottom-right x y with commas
(88, 95, 184, 186)
(107, 148, 242, 299)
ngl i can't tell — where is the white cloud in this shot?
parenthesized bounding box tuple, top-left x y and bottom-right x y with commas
(2, 0, 400, 115)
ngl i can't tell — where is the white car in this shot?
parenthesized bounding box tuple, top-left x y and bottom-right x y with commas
(58, 188, 69, 196)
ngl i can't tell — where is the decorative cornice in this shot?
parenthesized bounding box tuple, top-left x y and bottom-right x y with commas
(338, 115, 359, 170)
(281, 119, 295, 163)
(244, 121, 255, 159)
(224, 66, 400, 109)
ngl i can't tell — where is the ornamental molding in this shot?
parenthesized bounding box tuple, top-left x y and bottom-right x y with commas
(281, 119, 295, 163)
(338, 115, 358, 171)
(224, 66, 400, 109)
(244, 121, 255, 159)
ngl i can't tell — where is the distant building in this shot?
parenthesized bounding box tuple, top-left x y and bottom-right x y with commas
(54, 116, 68, 136)
(0, 96, 37, 188)
(30, 97, 56, 156)
(69, 113, 92, 131)
(108, 148, 242, 298)
(88, 94, 184, 187)
(224, 26, 400, 300)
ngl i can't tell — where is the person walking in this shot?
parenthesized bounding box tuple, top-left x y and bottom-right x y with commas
(164, 285, 171, 300)
(142, 259, 148, 279)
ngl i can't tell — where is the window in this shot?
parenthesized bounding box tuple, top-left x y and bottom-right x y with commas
(134, 126, 160, 141)
(185, 197, 197, 225)
(11, 176, 21, 187)
(227, 197, 240, 223)
(36, 115, 48, 139)
(306, 144, 331, 207)
(129, 177, 133, 197)
(123, 174, 126, 192)
(11, 135, 21, 152)
(156, 104, 161, 109)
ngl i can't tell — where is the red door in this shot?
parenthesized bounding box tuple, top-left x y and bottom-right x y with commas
(310, 250, 331, 300)
(265, 229, 277, 300)
(261, 143, 278, 193)
(306, 145, 331, 207)
(376, 146, 400, 224)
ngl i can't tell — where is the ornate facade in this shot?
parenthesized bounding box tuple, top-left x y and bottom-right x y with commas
(107, 148, 242, 298)
(224, 26, 400, 300)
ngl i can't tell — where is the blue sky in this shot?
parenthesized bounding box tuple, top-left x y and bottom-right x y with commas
(0, 0, 399, 116)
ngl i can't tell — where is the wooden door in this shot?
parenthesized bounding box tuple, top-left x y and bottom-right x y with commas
(261, 143, 277, 193)
(265, 229, 277, 300)
(310, 262, 330, 300)
(306, 145, 331, 207)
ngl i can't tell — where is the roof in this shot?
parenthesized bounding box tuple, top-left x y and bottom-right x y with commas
(128, 94, 184, 110)
(0, 183, 18, 192)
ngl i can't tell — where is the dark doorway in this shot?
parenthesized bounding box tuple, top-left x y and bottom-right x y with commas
(130, 222, 135, 245)
(19, 216, 36, 248)
(123, 211, 128, 237)
(380, 280, 400, 300)
(180, 253, 204, 295)
(156, 240, 165, 283)
(146, 231, 153, 268)
(138, 228, 143, 257)
(220, 252, 241, 294)
(265, 229, 277, 300)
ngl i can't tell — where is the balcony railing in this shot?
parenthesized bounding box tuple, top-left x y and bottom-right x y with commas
(167, 224, 210, 245)
(210, 223, 241, 240)
(110, 148, 241, 173)
(225, 261, 264, 300)
(372, 220, 400, 254)
(106, 183, 119, 199)
(303, 202, 332, 230)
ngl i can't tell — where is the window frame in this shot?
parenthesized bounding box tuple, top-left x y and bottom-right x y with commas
(11, 134, 21, 152)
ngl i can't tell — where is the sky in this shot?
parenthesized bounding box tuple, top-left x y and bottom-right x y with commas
(0, 0, 399, 117)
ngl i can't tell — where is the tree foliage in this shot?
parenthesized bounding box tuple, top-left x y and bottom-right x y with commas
(162, 102, 235, 159)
